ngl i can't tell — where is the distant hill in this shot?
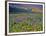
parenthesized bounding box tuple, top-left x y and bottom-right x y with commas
(32, 8, 43, 13)
(9, 5, 42, 14)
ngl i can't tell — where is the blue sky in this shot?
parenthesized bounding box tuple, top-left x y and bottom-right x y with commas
(9, 3, 43, 13)
(9, 3, 43, 9)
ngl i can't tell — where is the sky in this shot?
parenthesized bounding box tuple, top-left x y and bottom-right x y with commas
(9, 3, 43, 9)
(9, 3, 43, 13)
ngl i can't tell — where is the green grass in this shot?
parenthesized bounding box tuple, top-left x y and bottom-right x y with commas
(9, 13, 43, 32)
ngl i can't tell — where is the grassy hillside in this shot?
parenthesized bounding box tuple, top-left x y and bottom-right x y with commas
(9, 13, 43, 32)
